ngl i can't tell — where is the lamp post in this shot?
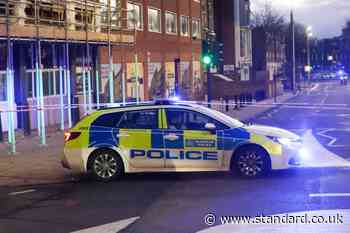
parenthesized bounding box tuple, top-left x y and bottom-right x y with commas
(290, 10, 296, 92)
(306, 26, 313, 86)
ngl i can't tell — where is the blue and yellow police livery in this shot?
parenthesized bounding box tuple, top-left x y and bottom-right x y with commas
(62, 100, 303, 181)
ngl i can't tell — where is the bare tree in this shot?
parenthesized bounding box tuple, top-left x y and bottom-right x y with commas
(251, 3, 286, 39)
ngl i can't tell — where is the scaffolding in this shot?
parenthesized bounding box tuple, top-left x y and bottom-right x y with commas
(0, 0, 133, 153)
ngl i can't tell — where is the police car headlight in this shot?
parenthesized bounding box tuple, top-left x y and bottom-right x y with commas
(267, 136, 302, 147)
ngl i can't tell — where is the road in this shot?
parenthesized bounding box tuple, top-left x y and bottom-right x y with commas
(1, 81, 350, 233)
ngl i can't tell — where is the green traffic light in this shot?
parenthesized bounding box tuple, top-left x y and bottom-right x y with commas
(203, 55, 212, 65)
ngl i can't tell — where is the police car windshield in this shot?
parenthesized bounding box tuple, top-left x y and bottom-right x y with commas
(196, 105, 245, 128)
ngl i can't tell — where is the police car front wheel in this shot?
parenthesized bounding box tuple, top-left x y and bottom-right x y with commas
(89, 149, 124, 182)
(232, 145, 271, 178)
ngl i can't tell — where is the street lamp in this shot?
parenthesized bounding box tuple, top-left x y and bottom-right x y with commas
(289, 5, 296, 92)
(306, 26, 313, 86)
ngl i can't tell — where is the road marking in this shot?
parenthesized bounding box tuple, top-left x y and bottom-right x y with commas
(309, 193, 350, 198)
(309, 83, 319, 93)
(70, 217, 139, 233)
(317, 128, 350, 148)
(8, 189, 36, 196)
(298, 130, 350, 167)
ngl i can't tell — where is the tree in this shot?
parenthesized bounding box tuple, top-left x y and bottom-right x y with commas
(342, 20, 350, 38)
(251, 3, 286, 40)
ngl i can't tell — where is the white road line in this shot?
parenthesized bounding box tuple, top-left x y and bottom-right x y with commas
(317, 128, 350, 148)
(70, 217, 139, 233)
(309, 193, 350, 198)
(8, 189, 36, 196)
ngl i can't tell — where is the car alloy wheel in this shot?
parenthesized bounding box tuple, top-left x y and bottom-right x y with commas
(90, 149, 124, 181)
(237, 152, 264, 177)
(233, 145, 271, 178)
(93, 153, 118, 179)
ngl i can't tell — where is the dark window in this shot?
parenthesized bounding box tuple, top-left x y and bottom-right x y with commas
(166, 109, 228, 131)
(92, 112, 124, 129)
(118, 110, 158, 129)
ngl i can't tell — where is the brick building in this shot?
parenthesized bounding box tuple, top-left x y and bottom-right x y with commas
(206, 0, 267, 102)
(100, 0, 203, 102)
(0, 0, 204, 135)
(252, 27, 286, 98)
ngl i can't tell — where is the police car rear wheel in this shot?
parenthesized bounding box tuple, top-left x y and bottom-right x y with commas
(90, 150, 124, 182)
(233, 146, 271, 178)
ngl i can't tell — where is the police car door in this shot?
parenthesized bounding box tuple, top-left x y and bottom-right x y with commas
(117, 109, 164, 169)
(164, 108, 224, 170)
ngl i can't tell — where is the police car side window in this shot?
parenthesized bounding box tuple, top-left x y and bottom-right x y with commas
(91, 112, 124, 129)
(166, 109, 228, 131)
(118, 110, 158, 129)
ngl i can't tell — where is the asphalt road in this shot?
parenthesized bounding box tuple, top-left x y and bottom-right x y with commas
(1, 81, 350, 233)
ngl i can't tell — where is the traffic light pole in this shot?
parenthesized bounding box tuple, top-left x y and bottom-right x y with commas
(207, 65, 212, 108)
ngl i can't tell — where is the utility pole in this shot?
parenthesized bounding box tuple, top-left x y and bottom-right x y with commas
(306, 26, 313, 87)
(291, 10, 296, 92)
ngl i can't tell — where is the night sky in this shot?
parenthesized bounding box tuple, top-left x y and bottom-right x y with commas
(251, 0, 350, 38)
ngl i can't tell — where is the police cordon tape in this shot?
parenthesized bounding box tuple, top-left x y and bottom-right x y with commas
(0, 100, 349, 113)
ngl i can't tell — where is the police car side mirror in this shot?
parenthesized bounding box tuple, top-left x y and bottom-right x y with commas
(205, 123, 216, 134)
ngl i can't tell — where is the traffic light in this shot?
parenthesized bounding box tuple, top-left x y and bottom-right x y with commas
(202, 40, 214, 67)
(213, 42, 224, 72)
(202, 55, 213, 65)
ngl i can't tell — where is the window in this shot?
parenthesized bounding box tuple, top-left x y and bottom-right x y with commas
(240, 29, 252, 60)
(192, 18, 201, 38)
(165, 11, 177, 34)
(240, 66, 250, 81)
(100, 0, 121, 28)
(118, 110, 158, 129)
(92, 112, 124, 129)
(148, 7, 161, 33)
(127, 2, 143, 30)
(166, 109, 228, 131)
(180, 15, 189, 36)
(27, 69, 63, 97)
(0, 71, 6, 101)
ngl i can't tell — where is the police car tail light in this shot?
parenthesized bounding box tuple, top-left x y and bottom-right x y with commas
(64, 132, 81, 142)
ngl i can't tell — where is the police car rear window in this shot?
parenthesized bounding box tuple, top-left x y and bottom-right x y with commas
(91, 112, 124, 128)
(118, 110, 158, 129)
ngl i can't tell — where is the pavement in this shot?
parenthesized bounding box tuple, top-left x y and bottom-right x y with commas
(0, 131, 71, 187)
(1, 81, 350, 233)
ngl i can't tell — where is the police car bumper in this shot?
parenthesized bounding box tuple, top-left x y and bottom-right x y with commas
(271, 144, 304, 170)
(62, 148, 93, 174)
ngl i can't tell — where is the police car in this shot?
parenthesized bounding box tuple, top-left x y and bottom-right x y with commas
(62, 100, 303, 181)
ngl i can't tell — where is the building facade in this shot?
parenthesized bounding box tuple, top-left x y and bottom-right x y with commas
(252, 27, 286, 98)
(208, 0, 263, 102)
(0, 0, 204, 134)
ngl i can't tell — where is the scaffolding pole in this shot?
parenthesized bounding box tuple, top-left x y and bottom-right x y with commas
(85, 0, 92, 113)
(59, 45, 65, 131)
(108, 0, 114, 103)
(6, 0, 15, 153)
(35, 0, 46, 145)
(65, 0, 72, 128)
(95, 69, 100, 108)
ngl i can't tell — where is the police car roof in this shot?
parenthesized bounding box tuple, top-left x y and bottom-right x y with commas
(99, 99, 196, 110)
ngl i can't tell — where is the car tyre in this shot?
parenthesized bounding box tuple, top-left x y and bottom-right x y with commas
(232, 145, 271, 178)
(89, 149, 124, 182)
